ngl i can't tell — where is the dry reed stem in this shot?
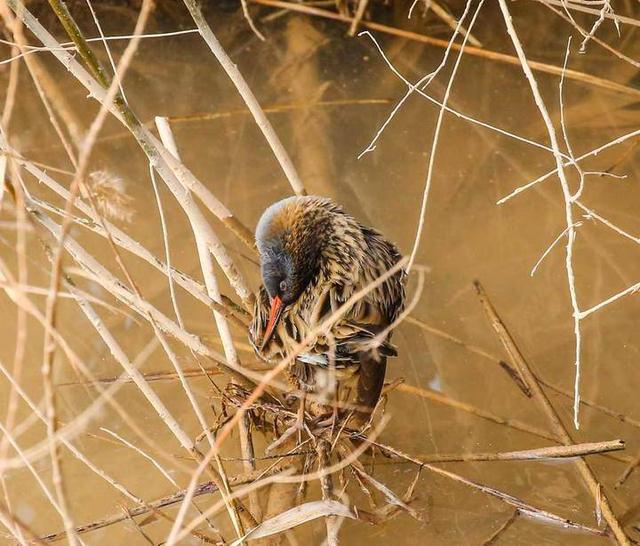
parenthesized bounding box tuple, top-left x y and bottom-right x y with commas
(0, 18, 27, 542)
(155, 117, 254, 537)
(0, 257, 190, 472)
(474, 281, 629, 545)
(37, 2, 153, 539)
(183, 0, 305, 196)
(7, 0, 256, 255)
(0, 355, 214, 545)
(41, 468, 285, 543)
(251, 0, 640, 98)
(8, 147, 246, 326)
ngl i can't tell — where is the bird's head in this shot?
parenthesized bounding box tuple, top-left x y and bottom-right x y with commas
(255, 196, 344, 348)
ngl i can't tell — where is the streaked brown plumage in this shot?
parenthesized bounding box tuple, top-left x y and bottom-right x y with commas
(249, 196, 406, 418)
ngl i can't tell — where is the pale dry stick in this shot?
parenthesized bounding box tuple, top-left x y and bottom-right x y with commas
(155, 118, 240, 371)
(578, 0, 616, 52)
(0, 360, 157, 516)
(357, 0, 476, 160)
(7, 0, 256, 255)
(0, 28, 201, 64)
(407, 0, 485, 272)
(474, 281, 629, 545)
(578, 281, 640, 319)
(8, 150, 227, 317)
(559, 36, 586, 202)
(240, 0, 266, 40)
(0, 420, 70, 527)
(0, 181, 27, 542)
(66, 270, 248, 536)
(0, 14, 26, 544)
(360, 31, 573, 162)
(100, 427, 179, 487)
(409, 0, 483, 46)
(404, 317, 640, 437)
(575, 201, 640, 246)
(497, 126, 640, 204)
(6, 19, 80, 169)
(151, 122, 241, 495)
(84, 0, 127, 103)
(251, 0, 640, 98)
(0, 343, 202, 514)
(24, 198, 256, 386)
(496, 0, 584, 428)
(542, 3, 640, 69)
(182, 0, 306, 196)
(0, 259, 200, 476)
(69, 284, 250, 539)
(616, 451, 640, 489)
(165, 262, 407, 544)
(0, 25, 19, 131)
(530, 0, 638, 28)
(40, 468, 284, 543)
(0, 281, 128, 313)
(530, 221, 583, 276)
(409, 440, 625, 463)
(153, 124, 251, 540)
(348, 0, 369, 36)
(538, 377, 640, 431)
(148, 163, 185, 328)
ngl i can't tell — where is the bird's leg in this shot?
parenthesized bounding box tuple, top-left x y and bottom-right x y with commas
(296, 390, 307, 431)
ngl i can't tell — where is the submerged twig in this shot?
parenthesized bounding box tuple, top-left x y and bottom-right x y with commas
(474, 281, 629, 545)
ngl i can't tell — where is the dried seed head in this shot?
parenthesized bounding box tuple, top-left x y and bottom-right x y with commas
(88, 170, 134, 223)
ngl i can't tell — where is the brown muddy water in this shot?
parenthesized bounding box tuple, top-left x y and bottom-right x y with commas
(0, 1, 639, 544)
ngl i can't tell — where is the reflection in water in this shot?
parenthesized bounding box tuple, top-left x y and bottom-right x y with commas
(0, 1, 639, 545)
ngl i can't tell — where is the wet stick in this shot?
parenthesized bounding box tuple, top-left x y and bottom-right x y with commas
(481, 509, 519, 546)
(474, 280, 629, 545)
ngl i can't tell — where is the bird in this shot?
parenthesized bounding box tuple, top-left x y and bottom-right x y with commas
(249, 195, 406, 425)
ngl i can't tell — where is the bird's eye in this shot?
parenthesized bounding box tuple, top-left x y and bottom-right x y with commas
(279, 280, 287, 293)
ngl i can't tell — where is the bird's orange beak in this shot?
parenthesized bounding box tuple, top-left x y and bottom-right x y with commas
(261, 295, 284, 349)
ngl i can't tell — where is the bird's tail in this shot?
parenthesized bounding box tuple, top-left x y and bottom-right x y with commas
(354, 352, 387, 425)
